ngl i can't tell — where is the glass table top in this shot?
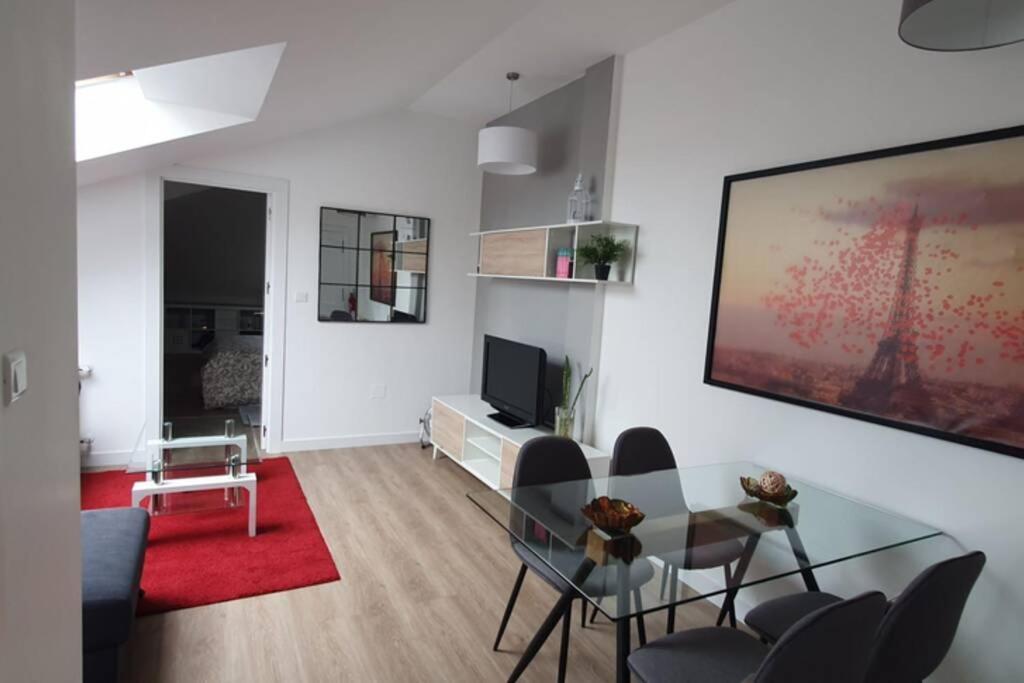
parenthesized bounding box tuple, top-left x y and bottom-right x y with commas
(125, 420, 258, 475)
(467, 461, 942, 620)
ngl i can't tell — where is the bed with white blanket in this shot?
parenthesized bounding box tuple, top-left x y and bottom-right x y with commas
(201, 335, 263, 409)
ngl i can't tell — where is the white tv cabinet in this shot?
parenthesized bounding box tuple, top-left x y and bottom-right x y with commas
(430, 394, 609, 489)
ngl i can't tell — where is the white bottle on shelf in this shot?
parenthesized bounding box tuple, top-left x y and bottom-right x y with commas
(567, 173, 591, 223)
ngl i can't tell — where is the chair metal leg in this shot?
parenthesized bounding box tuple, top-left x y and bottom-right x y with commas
(590, 596, 602, 624)
(493, 563, 528, 651)
(557, 601, 572, 683)
(579, 599, 587, 629)
(659, 563, 669, 600)
(507, 558, 596, 683)
(667, 565, 678, 634)
(726, 564, 737, 628)
(633, 589, 647, 647)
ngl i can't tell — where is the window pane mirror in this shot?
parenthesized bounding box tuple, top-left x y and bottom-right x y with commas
(318, 207, 430, 323)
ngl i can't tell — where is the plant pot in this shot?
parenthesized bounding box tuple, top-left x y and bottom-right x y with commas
(555, 407, 576, 439)
(594, 264, 611, 281)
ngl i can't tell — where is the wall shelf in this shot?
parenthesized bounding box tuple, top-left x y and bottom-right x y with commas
(466, 273, 627, 285)
(470, 220, 638, 285)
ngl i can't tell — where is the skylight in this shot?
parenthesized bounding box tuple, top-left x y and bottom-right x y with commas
(75, 43, 285, 162)
(75, 71, 133, 88)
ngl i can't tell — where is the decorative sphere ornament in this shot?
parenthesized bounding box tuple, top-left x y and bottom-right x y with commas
(759, 471, 787, 496)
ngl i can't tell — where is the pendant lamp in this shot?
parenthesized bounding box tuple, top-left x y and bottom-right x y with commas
(900, 0, 1024, 51)
(478, 72, 537, 175)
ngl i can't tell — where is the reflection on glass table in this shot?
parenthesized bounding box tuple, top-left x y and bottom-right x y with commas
(467, 461, 943, 683)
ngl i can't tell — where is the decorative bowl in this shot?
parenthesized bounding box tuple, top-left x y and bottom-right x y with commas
(740, 476, 798, 507)
(581, 496, 645, 535)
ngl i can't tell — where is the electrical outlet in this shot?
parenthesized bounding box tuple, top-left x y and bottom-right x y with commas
(370, 383, 387, 399)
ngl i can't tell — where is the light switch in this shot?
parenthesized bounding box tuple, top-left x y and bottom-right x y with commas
(295, 291, 309, 303)
(3, 350, 27, 405)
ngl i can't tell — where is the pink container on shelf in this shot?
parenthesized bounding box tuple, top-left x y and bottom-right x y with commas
(555, 248, 573, 279)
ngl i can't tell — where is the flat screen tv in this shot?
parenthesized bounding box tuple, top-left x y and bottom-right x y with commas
(481, 335, 547, 428)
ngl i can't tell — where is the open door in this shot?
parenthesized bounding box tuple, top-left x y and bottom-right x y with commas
(161, 180, 269, 454)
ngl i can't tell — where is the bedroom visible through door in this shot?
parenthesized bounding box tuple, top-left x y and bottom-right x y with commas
(162, 181, 268, 450)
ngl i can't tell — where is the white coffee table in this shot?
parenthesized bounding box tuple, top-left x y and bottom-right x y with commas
(129, 433, 258, 537)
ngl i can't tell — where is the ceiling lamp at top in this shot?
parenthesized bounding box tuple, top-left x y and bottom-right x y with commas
(899, 0, 1024, 51)
(478, 72, 537, 175)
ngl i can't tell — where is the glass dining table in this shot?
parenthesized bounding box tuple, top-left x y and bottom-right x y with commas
(467, 461, 943, 683)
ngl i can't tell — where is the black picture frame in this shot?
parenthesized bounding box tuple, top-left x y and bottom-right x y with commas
(704, 123, 1024, 460)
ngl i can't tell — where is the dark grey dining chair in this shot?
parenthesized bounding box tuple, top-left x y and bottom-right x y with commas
(493, 436, 655, 682)
(605, 427, 746, 631)
(627, 591, 887, 683)
(745, 550, 985, 682)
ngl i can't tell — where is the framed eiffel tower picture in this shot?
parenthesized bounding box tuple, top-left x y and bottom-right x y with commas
(705, 124, 1024, 459)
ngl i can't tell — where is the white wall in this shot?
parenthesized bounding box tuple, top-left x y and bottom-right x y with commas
(597, 0, 1024, 680)
(78, 175, 147, 462)
(0, 1, 82, 681)
(78, 111, 480, 458)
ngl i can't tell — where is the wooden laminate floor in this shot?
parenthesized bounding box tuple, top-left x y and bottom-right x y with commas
(122, 443, 722, 682)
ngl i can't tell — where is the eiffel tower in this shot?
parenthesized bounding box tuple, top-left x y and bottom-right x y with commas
(839, 205, 934, 419)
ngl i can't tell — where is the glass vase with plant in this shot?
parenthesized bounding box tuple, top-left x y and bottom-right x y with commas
(576, 234, 629, 281)
(556, 355, 593, 439)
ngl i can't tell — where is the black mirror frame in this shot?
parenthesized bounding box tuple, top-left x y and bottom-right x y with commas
(317, 206, 430, 324)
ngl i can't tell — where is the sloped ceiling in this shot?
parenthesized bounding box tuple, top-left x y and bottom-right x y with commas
(411, 0, 734, 126)
(75, 0, 732, 185)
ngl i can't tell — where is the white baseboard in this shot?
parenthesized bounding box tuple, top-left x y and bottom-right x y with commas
(81, 449, 133, 469)
(278, 431, 420, 454)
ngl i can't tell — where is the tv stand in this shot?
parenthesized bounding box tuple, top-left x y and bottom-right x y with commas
(430, 395, 608, 489)
(487, 411, 530, 429)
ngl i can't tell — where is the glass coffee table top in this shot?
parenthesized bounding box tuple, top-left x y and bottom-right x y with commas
(468, 461, 943, 620)
(126, 419, 258, 475)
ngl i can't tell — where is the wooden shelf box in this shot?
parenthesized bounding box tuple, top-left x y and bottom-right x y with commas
(471, 221, 638, 285)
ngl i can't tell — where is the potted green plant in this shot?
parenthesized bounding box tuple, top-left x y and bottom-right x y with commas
(576, 234, 629, 281)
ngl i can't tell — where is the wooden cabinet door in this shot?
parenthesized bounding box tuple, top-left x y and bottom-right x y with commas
(479, 229, 547, 277)
(500, 439, 519, 489)
(431, 399, 465, 461)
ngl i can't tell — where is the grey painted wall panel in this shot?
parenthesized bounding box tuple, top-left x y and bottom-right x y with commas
(479, 56, 617, 230)
(578, 56, 616, 220)
(480, 78, 585, 230)
(470, 57, 619, 442)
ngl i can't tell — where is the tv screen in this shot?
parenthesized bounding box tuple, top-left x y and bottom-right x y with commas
(481, 335, 547, 427)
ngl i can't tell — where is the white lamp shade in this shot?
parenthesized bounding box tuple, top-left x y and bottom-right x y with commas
(900, 0, 1024, 51)
(478, 126, 537, 175)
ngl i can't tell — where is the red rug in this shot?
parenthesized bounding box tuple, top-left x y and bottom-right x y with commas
(81, 457, 340, 615)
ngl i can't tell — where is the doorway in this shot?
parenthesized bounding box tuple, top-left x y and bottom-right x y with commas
(162, 181, 267, 445)
(144, 167, 288, 455)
